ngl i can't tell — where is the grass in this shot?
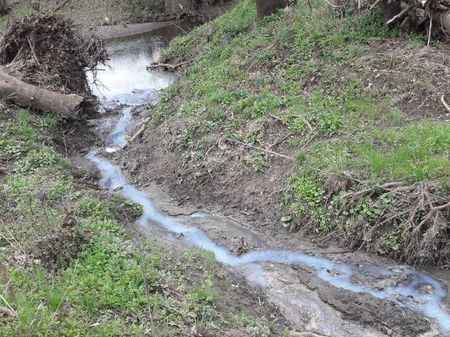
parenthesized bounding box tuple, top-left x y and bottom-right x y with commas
(292, 122, 450, 182)
(0, 108, 287, 336)
(148, 0, 450, 265)
(155, 0, 408, 154)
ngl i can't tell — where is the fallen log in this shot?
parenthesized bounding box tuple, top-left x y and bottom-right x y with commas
(146, 61, 188, 72)
(0, 70, 84, 118)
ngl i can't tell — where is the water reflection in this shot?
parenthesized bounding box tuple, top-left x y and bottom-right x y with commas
(87, 24, 180, 109)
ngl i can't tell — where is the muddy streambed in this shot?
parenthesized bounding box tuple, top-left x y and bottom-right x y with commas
(85, 23, 450, 337)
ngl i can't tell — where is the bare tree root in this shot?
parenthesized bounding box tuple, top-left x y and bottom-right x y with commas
(299, 176, 450, 266)
(331, 180, 450, 266)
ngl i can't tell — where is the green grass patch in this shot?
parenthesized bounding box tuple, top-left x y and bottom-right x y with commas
(292, 122, 450, 183)
(154, 0, 416, 167)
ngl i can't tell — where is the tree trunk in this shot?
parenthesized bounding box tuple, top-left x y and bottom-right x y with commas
(256, 0, 289, 18)
(0, 70, 84, 118)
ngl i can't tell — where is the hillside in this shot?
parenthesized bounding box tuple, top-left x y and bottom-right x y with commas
(121, 0, 450, 267)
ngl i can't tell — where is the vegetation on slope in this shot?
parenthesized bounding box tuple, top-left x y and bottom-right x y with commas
(0, 108, 287, 336)
(150, 0, 450, 266)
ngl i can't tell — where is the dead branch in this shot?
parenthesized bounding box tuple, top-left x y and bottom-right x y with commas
(369, 0, 382, 10)
(146, 62, 188, 72)
(323, 178, 450, 266)
(226, 138, 294, 160)
(122, 117, 150, 150)
(387, 4, 413, 25)
(440, 94, 450, 113)
(26, 36, 40, 66)
(427, 13, 433, 47)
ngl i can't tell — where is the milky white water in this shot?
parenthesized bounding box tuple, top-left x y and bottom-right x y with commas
(87, 28, 177, 109)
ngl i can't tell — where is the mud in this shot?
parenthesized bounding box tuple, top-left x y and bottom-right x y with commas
(133, 182, 446, 337)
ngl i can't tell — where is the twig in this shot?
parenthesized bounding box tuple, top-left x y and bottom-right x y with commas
(427, 14, 433, 47)
(300, 131, 319, 150)
(26, 36, 40, 66)
(122, 117, 150, 150)
(440, 94, 450, 113)
(302, 118, 314, 132)
(369, 0, 382, 10)
(268, 113, 286, 125)
(226, 138, 294, 161)
(146, 62, 188, 72)
(11, 44, 24, 64)
(48, 0, 70, 15)
(324, 0, 345, 8)
(171, 22, 187, 34)
(410, 96, 428, 114)
(355, 304, 394, 331)
(413, 202, 450, 235)
(386, 5, 413, 25)
(0, 293, 15, 315)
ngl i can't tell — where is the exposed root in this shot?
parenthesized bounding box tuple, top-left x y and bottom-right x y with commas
(331, 180, 450, 266)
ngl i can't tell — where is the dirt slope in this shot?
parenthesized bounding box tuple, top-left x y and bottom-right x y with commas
(119, 0, 450, 268)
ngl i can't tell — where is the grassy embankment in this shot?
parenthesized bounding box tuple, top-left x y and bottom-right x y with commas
(151, 0, 450, 266)
(0, 108, 287, 336)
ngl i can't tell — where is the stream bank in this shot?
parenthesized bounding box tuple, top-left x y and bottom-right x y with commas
(78, 12, 450, 337)
(1, 2, 448, 336)
(118, 0, 450, 266)
(0, 20, 291, 337)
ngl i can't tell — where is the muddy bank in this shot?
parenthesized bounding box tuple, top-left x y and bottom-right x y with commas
(117, 0, 450, 267)
(131, 181, 448, 337)
(80, 10, 450, 337)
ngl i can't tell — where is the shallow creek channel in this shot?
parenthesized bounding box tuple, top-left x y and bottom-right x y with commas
(85, 24, 450, 337)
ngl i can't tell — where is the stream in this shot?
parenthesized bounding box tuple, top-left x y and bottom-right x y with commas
(86, 23, 450, 337)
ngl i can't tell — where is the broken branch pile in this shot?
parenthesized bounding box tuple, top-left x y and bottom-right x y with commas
(332, 0, 450, 39)
(325, 179, 450, 266)
(0, 13, 107, 97)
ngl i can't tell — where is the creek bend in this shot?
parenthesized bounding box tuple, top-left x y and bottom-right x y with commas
(86, 23, 450, 336)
